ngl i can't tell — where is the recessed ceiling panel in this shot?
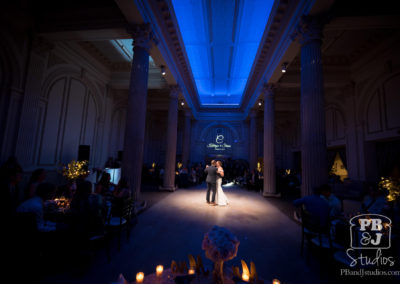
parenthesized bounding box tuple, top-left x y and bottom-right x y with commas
(172, 0, 273, 106)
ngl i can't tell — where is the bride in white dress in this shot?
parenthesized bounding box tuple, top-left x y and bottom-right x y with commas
(215, 161, 229, 206)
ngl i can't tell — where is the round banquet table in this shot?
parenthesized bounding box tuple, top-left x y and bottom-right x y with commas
(113, 268, 269, 284)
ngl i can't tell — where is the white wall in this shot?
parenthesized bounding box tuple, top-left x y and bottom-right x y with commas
(0, 32, 114, 176)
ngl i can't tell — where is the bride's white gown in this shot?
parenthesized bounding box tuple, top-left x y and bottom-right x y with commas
(216, 172, 229, 206)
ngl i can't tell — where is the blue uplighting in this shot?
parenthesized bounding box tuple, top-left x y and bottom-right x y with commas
(171, 0, 274, 106)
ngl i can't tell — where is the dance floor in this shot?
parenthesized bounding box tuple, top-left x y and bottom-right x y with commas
(41, 185, 325, 284)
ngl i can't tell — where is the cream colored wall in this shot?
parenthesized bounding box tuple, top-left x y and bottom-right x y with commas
(268, 36, 400, 181)
(0, 31, 114, 174)
(0, 30, 27, 164)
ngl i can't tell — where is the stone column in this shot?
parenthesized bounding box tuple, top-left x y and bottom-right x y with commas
(263, 84, 277, 196)
(121, 24, 155, 200)
(161, 85, 180, 191)
(249, 110, 258, 171)
(181, 109, 191, 167)
(297, 15, 328, 196)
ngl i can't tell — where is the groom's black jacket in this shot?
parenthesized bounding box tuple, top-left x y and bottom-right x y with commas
(204, 166, 218, 184)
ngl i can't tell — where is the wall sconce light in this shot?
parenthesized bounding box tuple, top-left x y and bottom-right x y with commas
(281, 62, 288, 73)
(180, 100, 185, 106)
(258, 99, 263, 106)
(161, 65, 166, 76)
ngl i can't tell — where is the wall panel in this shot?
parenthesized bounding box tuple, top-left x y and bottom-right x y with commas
(366, 92, 382, 134)
(384, 74, 400, 130)
(38, 78, 66, 165)
(60, 78, 86, 163)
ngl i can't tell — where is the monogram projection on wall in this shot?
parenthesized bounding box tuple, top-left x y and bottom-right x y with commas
(206, 127, 233, 154)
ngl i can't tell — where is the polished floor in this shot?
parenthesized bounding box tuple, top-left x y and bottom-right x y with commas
(40, 185, 326, 284)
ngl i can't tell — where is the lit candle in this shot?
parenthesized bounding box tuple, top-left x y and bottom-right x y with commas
(156, 265, 163, 277)
(242, 273, 249, 282)
(188, 268, 195, 275)
(272, 279, 281, 284)
(136, 272, 144, 283)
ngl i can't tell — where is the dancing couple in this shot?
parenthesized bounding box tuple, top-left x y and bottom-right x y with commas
(204, 160, 228, 206)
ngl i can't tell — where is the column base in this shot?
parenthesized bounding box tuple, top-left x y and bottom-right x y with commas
(263, 192, 281, 198)
(159, 185, 177, 192)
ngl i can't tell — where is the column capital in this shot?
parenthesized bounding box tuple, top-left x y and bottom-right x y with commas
(127, 23, 158, 52)
(168, 84, 181, 99)
(292, 15, 325, 45)
(262, 83, 276, 99)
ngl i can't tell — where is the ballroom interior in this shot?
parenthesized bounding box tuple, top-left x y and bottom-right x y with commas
(1, 0, 400, 283)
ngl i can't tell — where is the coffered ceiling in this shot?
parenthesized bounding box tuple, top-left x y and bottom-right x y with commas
(171, 0, 274, 107)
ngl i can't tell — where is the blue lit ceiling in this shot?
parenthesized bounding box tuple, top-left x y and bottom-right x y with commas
(171, 0, 273, 106)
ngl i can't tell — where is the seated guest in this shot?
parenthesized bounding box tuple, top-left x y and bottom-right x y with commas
(179, 167, 189, 188)
(25, 168, 46, 199)
(256, 171, 263, 191)
(159, 168, 165, 184)
(0, 155, 23, 175)
(16, 183, 57, 232)
(1, 168, 23, 216)
(320, 184, 342, 217)
(293, 186, 331, 228)
(95, 172, 112, 196)
(248, 170, 259, 191)
(361, 184, 387, 214)
(190, 168, 197, 184)
(111, 178, 131, 217)
(104, 157, 114, 168)
(70, 180, 103, 237)
(113, 178, 131, 199)
(180, 167, 188, 174)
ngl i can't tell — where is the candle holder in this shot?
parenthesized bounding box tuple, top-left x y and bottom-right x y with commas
(272, 279, 281, 284)
(156, 265, 164, 277)
(136, 272, 144, 283)
(242, 273, 249, 282)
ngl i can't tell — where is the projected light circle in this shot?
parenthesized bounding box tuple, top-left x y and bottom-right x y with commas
(207, 130, 232, 152)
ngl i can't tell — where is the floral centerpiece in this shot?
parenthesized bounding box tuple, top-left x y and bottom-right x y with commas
(61, 160, 89, 191)
(202, 226, 240, 284)
(379, 177, 400, 202)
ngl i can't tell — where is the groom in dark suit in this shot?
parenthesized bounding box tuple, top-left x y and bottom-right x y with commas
(204, 160, 218, 205)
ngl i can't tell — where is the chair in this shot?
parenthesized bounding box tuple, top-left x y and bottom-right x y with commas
(300, 206, 321, 256)
(105, 198, 134, 251)
(333, 223, 360, 269)
(12, 212, 43, 265)
(300, 207, 338, 257)
(87, 232, 111, 263)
